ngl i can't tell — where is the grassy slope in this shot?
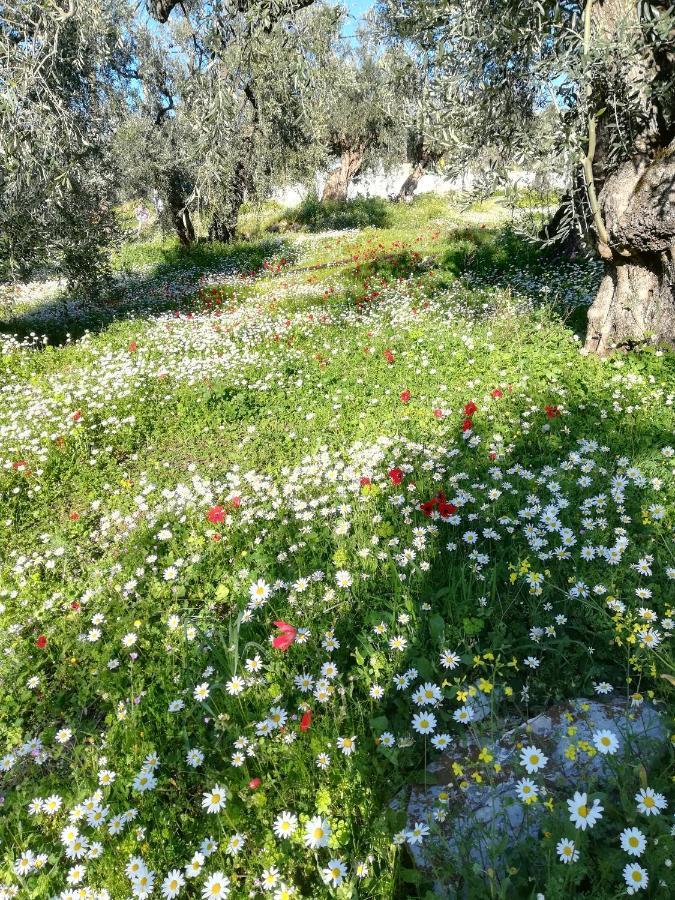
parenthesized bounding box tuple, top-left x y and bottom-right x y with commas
(0, 195, 673, 899)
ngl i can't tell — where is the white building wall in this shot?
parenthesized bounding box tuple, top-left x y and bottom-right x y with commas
(272, 164, 565, 207)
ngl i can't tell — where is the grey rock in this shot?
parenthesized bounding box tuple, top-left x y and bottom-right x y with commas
(403, 695, 667, 893)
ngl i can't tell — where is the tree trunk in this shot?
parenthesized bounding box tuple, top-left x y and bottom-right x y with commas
(208, 150, 251, 243)
(396, 162, 425, 203)
(581, 0, 675, 353)
(321, 147, 365, 202)
(171, 206, 195, 247)
(585, 143, 675, 353)
(167, 170, 195, 247)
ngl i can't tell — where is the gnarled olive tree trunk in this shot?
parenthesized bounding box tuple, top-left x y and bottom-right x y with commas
(167, 169, 195, 247)
(208, 157, 248, 244)
(396, 162, 426, 203)
(321, 146, 365, 202)
(582, 0, 675, 353)
(586, 142, 675, 353)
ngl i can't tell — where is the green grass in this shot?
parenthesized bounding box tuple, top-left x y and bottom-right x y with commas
(0, 195, 672, 899)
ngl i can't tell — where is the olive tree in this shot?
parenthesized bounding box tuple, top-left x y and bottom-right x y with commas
(0, 0, 133, 293)
(379, 0, 675, 354)
(311, 25, 404, 203)
(381, 44, 445, 202)
(141, 0, 334, 242)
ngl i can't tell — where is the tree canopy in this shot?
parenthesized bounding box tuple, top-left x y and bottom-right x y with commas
(1, 0, 673, 350)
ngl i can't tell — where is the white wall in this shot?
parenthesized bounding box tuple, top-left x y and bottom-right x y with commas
(272, 164, 567, 208)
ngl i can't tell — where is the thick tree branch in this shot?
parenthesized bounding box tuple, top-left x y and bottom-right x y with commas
(148, 0, 316, 24)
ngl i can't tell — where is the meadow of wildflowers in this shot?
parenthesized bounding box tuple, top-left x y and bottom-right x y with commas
(0, 199, 673, 898)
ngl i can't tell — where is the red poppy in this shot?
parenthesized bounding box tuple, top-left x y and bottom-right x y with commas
(462, 418, 473, 432)
(248, 777, 261, 790)
(400, 389, 411, 404)
(388, 468, 404, 485)
(433, 408, 443, 419)
(207, 505, 225, 524)
(272, 621, 297, 652)
(71, 410, 82, 422)
(491, 388, 503, 398)
(71, 601, 80, 611)
(69, 511, 80, 521)
(360, 476, 371, 487)
(464, 401, 478, 417)
(300, 709, 312, 732)
(36, 635, 47, 649)
(230, 496, 241, 508)
(384, 349, 395, 364)
(438, 501, 457, 518)
(545, 405, 560, 419)
(128, 341, 138, 352)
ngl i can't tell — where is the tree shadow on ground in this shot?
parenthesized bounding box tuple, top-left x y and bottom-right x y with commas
(437, 225, 601, 340)
(0, 237, 296, 346)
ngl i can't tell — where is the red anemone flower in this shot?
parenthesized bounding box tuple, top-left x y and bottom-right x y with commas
(300, 709, 313, 732)
(207, 505, 225, 524)
(400, 390, 411, 404)
(388, 468, 404, 485)
(36, 635, 47, 649)
(464, 401, 478, 417)
(272, 621, 297, 652)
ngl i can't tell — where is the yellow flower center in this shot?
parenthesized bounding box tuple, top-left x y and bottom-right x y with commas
(578, 805, 588, 817)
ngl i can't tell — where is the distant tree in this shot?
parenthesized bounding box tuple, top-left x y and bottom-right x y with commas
(378, 1, 675, 354)
(313, 30, 403, 203)
(139, 0, 334, 243)
(114, 26, 200, 247)
(0, 0, 133, 294)
(381, 45, 444, 202)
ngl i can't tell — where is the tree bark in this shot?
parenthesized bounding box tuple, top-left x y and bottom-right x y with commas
(585, 142, 675, 353)
(321, 147, 365, 202)
(582, 0, 675, 353)
(167, 170, 195, 247)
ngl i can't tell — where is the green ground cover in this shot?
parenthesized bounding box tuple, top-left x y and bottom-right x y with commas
(0, 195, 673, 899)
